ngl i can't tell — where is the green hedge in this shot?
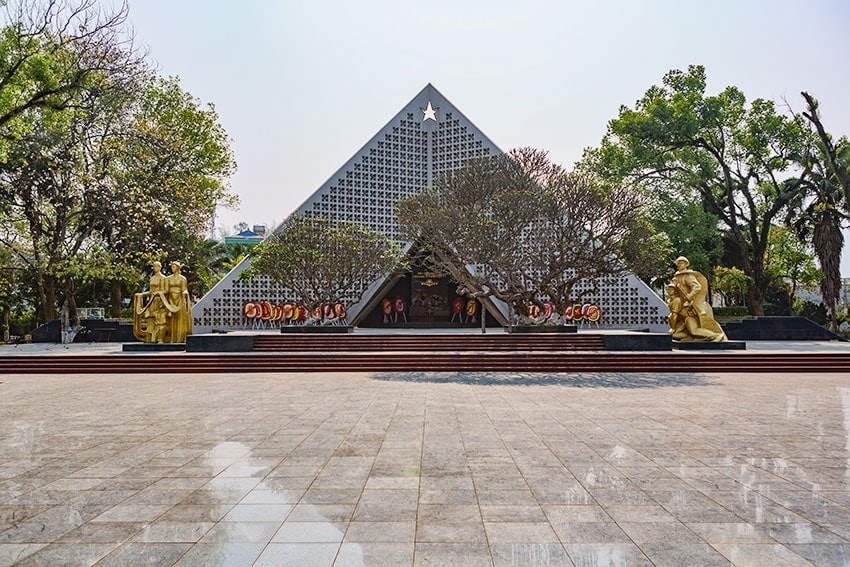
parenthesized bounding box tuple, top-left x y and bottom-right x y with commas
(713, 306, 749, 317)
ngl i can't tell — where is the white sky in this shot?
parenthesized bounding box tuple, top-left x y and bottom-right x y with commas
(119, 0, 850, 271)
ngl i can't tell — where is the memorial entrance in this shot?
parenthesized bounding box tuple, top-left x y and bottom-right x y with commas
(359, 250, 500, 327)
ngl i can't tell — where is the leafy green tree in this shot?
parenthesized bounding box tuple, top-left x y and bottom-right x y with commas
(0, 109, 92, 323)
(182, 238, 230, 297)
(0, 243, 33, 340)
(96, 75, 238, 312)
(712, 266, 752, 307)
(0, 0, 141, 326)
(646, 194, 723, 279)
(586, 65, 809, 315)
(579, 155, 720, 287)
(616, 216, 674, 290)
(0, 4, 237, 328)
(398, 147, 655, 321)
(765, 225, 819, 301)
(221, 242, 253, 272)
(245, 216, 407, 321)
(0, 0, 143, 158)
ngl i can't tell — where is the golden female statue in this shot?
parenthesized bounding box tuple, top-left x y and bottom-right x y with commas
(133, 260, 193, 343)
(166, 261, 192, 343)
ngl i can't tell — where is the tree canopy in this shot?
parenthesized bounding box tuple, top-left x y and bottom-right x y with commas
(0, 0, 143, 156)
(583, 65, 811, 315)
(0, 0, 237, 330)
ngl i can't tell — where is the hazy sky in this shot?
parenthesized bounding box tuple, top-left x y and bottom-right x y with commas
(121, 0, 849, 267)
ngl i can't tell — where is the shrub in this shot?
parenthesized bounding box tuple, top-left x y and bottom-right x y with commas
(713, 306, 749, 318)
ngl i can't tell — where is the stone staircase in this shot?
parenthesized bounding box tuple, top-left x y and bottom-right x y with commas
(252, 333, 607, 352)
(2, 330, 849, 374)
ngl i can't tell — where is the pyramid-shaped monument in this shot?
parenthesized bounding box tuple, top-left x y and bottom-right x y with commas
(193, 84, 669, 332)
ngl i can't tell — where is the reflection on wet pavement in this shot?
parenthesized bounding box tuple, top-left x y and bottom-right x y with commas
(0, 370, 849, 565)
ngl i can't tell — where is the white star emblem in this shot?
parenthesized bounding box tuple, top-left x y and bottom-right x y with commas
(421, 101, 438, 122)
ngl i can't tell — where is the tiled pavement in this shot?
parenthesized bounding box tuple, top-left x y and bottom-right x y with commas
(2, 360, 850, 565)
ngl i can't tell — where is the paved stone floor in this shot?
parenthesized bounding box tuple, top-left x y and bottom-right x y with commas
(2, 369, 850, 566)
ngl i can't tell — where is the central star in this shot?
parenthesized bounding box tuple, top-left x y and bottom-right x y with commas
(421, 101, 438, 122)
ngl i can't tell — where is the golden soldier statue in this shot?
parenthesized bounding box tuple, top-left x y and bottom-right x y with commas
(667, 256, 727, 342)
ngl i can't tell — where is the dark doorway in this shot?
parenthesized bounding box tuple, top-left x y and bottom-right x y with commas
(358, 249, 499, 328)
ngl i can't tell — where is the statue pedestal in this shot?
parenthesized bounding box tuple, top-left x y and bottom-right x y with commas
(673, 340, 746, 350)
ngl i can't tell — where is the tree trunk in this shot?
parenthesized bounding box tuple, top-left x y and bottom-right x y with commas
(110, 281, 122, 318)
(1, 306, 9, 343)
(747, 285, 765, 316)
(65, 281, 79, 327)
(747, 240, 768, 316)
(37, 277, 58, 324)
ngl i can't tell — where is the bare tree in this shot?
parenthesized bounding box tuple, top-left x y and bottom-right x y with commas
(398, 147, 654, 323)
(245, 216, 408, 322)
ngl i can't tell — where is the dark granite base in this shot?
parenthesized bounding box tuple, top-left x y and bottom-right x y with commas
(279, 326, 353, 334)
(186, 335, 256, 352)
(722, 316, 841, 340)
(122, 342, 186, 352)
(509, 325, 578, 333)
(674, 340, 746, 350)
(604, 333, 672, 351)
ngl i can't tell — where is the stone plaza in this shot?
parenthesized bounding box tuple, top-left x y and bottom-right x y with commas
(2, 341, 850, 566)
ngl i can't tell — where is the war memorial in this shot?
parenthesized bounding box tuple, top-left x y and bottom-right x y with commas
(2, 86, 850, 567)
(192, 84, 670, 336)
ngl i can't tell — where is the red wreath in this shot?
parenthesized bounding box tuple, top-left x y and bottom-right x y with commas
(243, 302, 259, 318)
(394, 297, 406, 313)
(452, 297, 464, 314)
(260, 301, 273, 320)
(572, 304, 583, 321)
(583, 304, 601, 322)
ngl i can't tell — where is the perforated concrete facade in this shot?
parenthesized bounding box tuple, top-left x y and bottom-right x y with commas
(193, 84, 668, 332)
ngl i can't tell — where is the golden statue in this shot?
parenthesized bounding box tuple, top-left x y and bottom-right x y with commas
(667, 256, 727, 342)
(133, 260, 193, 343)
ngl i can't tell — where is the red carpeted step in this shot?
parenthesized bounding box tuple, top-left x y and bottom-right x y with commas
(251, 334, 606, 352)
(2, 352, 850, 374)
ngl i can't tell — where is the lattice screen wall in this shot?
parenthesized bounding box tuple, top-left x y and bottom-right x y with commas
(193, 84, 668, 332)
(300, 115, 427, 239)
(575, 275, 666, 328)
